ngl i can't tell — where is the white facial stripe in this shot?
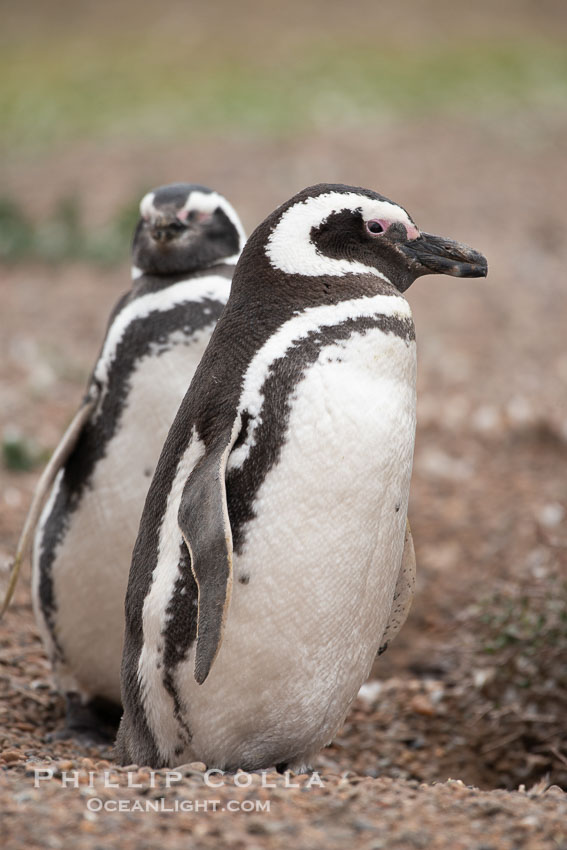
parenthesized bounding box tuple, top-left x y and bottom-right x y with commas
(227, 291, 412, 471)
(266, 192, 418, 278)
(182, 190, 247, 253)
(131, 265, 144, 280)
(139, 192, 156, 219)
(93, 274, 230, 396)
(138, 431, 205, 761)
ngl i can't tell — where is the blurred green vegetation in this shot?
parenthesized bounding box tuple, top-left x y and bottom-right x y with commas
(480, 588, 567, 674)
(2, 429, 49, 471)
(2, 39, 567, 150)
(3, 33, 566, 266)
(0, 195, 140, 265)
(468, 577, 567, 734)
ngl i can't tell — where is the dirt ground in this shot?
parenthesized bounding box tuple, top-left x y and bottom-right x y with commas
(1, 115, 567, 847)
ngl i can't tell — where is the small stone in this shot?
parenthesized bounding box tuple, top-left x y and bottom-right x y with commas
(472, 405, 502, 434)
(357, 681, 383, 705)
(1, 750, 22, 763)
(537, 502, 564, 528)
(176, 762, 205, 776)
(473, 668, 495, 688)
(409, 695, 436, 717)
(417, 447, 472, 482)
(3, 487, 23, 508)
(506, 396, 533, 426)
(247, 820, 269, 835)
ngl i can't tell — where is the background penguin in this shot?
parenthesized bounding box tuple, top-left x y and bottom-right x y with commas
(17, 183, 245, 741)
(116, 183, 487, 771)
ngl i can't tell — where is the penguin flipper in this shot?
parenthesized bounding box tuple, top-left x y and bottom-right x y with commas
(378, 519, 416, 654)
(177, 420, 240, 685)
(0, 390, 98, 619)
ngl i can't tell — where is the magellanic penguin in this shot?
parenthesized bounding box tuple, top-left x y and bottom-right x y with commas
(116, 183, 487, 771)
(17, 183, 245, 739)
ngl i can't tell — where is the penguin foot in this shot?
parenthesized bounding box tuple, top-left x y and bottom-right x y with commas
(48, 693, 121, 746)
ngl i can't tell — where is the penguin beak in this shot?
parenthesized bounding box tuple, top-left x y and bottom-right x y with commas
(149, 217, 187, 244)
(398, 232, 488, 279)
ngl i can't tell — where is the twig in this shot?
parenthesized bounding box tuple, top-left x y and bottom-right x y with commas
(547, 746, 567, 768)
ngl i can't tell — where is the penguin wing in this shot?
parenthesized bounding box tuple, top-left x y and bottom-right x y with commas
(177, 419, 241, 685)
(0, 390, 99, 618)
(379, 519, 416, 654)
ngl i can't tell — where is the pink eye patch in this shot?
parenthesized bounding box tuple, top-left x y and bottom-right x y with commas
(176, 210, 213, 223)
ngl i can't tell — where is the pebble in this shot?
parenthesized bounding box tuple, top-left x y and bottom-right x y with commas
(506, 396, 533, 426)
(473, 668, 495, 689)
(1, 750, 22, 764)
(545, 785, 566, 796)
(358, 681, 383, 705)
(409, 695, 436, 717)
(416, 447, 473, 482)
(12, 722, 35, 732)
(537, 502, 564, 528)
(472, 405, 502, 435)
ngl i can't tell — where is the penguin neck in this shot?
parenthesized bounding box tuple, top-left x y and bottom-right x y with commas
(199, 260, 412, 430)
(129, 263, 234, 298)
(229, 240, 402, 316)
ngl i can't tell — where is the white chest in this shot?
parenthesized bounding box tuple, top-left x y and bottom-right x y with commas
(33, 330, 215, 704)
(171, 326, 416, 767)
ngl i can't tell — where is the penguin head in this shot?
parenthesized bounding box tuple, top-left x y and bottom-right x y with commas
(261, 184, 487, 294)
(131, 183, 245, 277)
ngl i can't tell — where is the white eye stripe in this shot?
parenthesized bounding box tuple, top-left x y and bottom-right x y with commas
(181, 191, 247, 252)
(139, 191, 156, 219)
(266, 192, 418, 278)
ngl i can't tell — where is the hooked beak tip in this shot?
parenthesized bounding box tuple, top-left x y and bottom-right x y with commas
(449, 255, 488, 278)
(401, 232, 488, 280)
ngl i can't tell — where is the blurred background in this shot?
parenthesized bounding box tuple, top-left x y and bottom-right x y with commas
(1, 0, 566, 790)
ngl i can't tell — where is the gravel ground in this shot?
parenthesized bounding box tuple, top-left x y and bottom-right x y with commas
(1, 115, 567, 847)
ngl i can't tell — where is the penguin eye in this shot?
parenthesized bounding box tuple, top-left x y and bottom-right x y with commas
(176, 209, 196, 223)
(366, 219, 386, 235)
